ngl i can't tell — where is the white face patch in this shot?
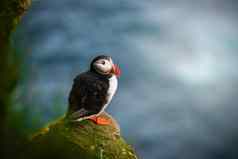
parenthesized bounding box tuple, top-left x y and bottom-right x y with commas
(93, 58, 113, 75)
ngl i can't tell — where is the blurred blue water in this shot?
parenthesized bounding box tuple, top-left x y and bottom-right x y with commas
(16, 0, 238, 159)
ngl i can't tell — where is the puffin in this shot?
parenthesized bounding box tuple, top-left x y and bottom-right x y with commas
(67, 55, 121, 125)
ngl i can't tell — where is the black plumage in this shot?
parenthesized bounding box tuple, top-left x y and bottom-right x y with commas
(67, 71, 110, 120)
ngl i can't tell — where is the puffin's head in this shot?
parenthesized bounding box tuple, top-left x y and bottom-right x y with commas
(90, 55, 121, 77)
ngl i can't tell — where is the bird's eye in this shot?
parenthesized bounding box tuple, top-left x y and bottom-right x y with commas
(102, 61, 106, 65)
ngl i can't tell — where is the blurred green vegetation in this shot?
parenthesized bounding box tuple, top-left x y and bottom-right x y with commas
(7, 96, 66, 136)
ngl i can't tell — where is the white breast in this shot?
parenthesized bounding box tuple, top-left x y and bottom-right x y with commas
(99, 75, 118, 114)
(107, 75, 118, 103)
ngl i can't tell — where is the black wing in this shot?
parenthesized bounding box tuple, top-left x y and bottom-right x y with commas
(67, 72, 109, 120)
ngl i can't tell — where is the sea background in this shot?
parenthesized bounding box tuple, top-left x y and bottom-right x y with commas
(14, 0, 238, 159)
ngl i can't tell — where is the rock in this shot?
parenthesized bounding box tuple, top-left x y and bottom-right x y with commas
(29, 112, 138, 159)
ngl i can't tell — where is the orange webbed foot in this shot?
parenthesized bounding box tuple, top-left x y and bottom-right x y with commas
(88, 116, 111, 125)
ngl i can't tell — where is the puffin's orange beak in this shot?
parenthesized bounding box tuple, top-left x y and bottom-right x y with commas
(111, 64, 121, 77)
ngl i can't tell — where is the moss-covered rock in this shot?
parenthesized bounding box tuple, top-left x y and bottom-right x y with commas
(29, 112, 138, 159)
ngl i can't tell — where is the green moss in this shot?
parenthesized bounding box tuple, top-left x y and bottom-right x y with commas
(30, 112, 138, 159)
